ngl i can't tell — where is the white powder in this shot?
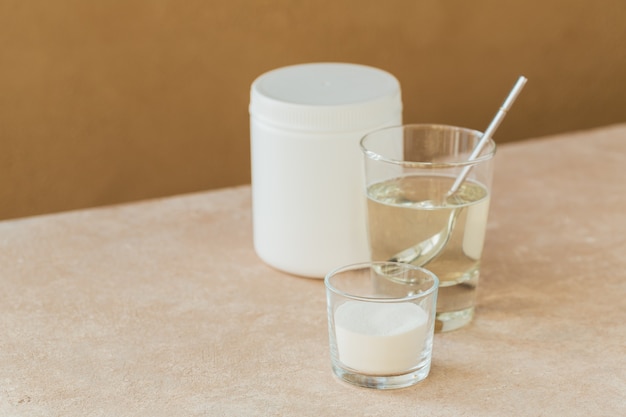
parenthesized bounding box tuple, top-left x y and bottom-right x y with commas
(334, 301, 428, 374)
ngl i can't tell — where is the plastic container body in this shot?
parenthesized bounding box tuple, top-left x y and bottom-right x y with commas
(249, 63, 402, 278)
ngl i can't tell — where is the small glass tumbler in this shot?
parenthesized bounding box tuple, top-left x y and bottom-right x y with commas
(325, 261, 438, 389)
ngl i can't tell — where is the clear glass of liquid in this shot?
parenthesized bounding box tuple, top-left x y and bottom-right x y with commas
(360, 124, 496, 332)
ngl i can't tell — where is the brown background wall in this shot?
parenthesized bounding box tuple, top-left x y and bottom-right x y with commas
(1, 0, 625, 220)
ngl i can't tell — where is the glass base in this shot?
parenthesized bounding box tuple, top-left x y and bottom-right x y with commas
(435, 307, 474, 332)
(331, 361, 431, 390)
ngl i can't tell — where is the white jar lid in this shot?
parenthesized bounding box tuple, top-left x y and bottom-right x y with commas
(250, 63, 402, 132)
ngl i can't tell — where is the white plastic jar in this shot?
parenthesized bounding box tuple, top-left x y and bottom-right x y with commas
(249, 63, 402, 278)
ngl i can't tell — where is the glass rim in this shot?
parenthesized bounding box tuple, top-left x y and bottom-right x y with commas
(360, 123, 497, 168)
(324, 261, 439, 303)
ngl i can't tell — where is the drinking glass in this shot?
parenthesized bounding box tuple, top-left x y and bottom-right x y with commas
(325, 261, 438, 389)
(360, 124, 495, 332)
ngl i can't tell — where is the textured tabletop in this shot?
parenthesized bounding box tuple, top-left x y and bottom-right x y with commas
(1, 124, 625, 416)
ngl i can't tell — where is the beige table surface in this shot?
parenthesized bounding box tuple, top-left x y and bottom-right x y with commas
(2, 124, 626, 416)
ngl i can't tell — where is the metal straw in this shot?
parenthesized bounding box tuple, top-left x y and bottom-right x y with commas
(447, 75, 528, 196)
